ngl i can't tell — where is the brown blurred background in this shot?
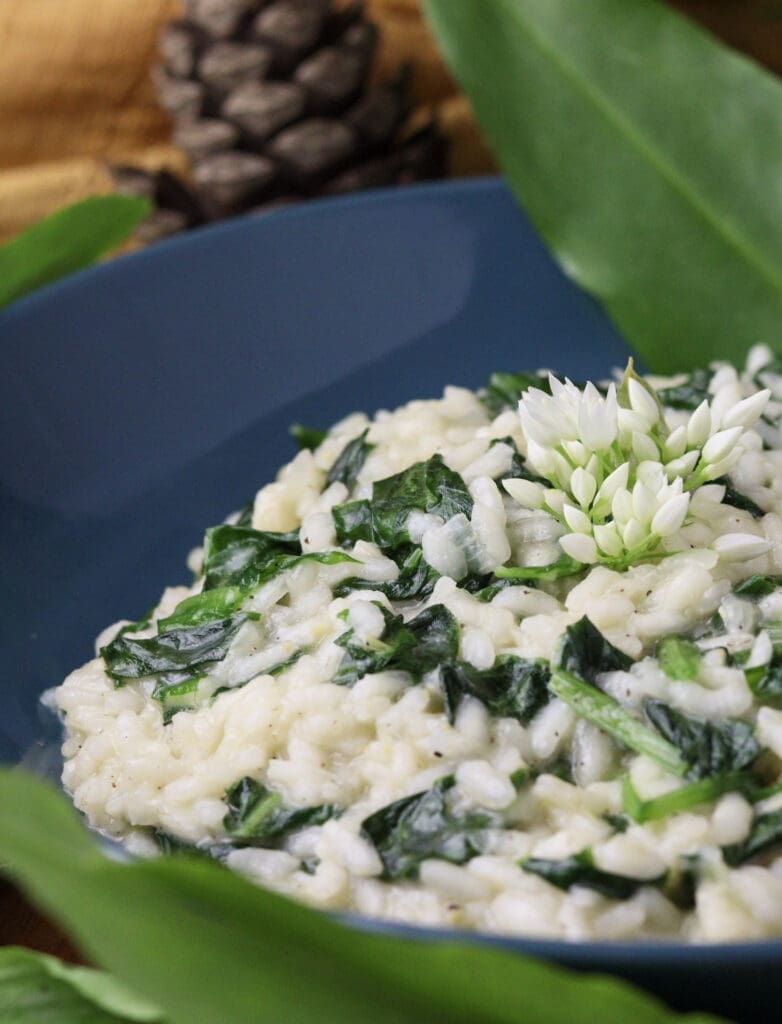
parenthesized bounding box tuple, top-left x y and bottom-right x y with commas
(2, 0, 782, 243)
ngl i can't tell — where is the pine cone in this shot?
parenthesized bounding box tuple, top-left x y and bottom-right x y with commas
(114, 0, 448, 238)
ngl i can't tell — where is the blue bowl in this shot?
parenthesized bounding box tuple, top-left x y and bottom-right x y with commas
(0, 179, 777, 1022)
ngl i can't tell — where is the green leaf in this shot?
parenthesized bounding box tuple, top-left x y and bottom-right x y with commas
(334, 603, 460, 687)
(200, 525, 300, 590)
(326, 428, 374, 489)
(656, 637, 701, 682)
(0, 947, 167, 1024)
(643, 699, 761, 781)
(289, 424, 327, 451)
(0, 196, 151, 309)
(489, 436, 548, 485)
(101, 614, 257, 688)
(360, 776, 495, 880)
(521, 849, 665, 901)
(734, 574, 782, 597)
(0, 771, 732, 1024)
(422, 0, 782, 372)
(621, 773, 754, 824)
(480, 371, 551, 417)
(556, 616, 634, 684)
(157, 587, 246, 631)
(745, 654, 782, 706)
(332, 455, 473, 552)
(494, 553, 585, 582)
(657, 370, 714, 412)
(716, 478, 764, 519)
(333, 546, 441, 601)
(441, 657, 550, 725)
(223, 777, 339, 847)
(549, 670, 688, 777)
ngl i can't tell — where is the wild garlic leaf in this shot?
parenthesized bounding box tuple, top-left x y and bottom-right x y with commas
(157, 587, 246, 631)
(333, 546, 440, 602)
(745, 654, 782, 706)
(0, 195, 151, 310)
(493, 553, 585, 583)
(0, 946, 167, 1023)
(0, 770, 733, 1024)
(332, 455, 473, 551)
(521, 849, 665, 901)
(556, 616, 634, 685)
(223, 777, 339, 847)
(361, 776, 495, 880)
(102, 614, 257, 687)
(622, 773, 754, 825)
(326, 428, 374, 489)
(656, 636, 701, 682)
(440, 657, 550, 726)
(334, 604, 459, 687)
(643, 699, 760, 781)
(489, 436, 547, 484)
(422, 0, 782, 372)
(479, 370, 551, 417)
(722, 808, 782, 867)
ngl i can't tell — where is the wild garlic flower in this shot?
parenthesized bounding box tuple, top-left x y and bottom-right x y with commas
(505, 367, 770, 570)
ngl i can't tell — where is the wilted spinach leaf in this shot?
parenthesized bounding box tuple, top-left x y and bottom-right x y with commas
(203, 524, 354, 592)
(494, 553, 585, 583)
(326, 428, 374, 489)
(716, 478, 764, 519)
(333, 546, 440, 601)
(334, 603, 459, 687)
(556, 616, 633, 684)
(361, 776, 495, 880)
(102, 614, 257, 687)
(158, 587, 246, 631)
(657, 369, 714, 411)
(722, 808, 782, 867)
(289, 424, 326, 451)
(643, 698, 760, 781)
(735, 574, 782, 597)
(656, 636, 701, 682)
(441, 657, 550, 725)
(480, 370, 551, 417)
(332, 455, 472, 551)
(521, 849, 664, 901)
(472, 577, 536, 602)
(745, 653, 782, 706)
(223, 777, 339, 847)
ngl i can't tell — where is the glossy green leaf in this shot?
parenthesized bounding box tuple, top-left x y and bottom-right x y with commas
(0, 946, 166, 1023)
(0, 196, 151, 309)
(0, 771, 730, 1024)
(422, 0, 782, 372)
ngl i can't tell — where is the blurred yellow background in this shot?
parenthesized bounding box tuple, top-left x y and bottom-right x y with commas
(1, 0, 781, 243)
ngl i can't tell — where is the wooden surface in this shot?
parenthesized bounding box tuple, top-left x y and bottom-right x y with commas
(4, 0, 782, 963)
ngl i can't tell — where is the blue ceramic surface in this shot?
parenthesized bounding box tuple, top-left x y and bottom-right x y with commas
(0, 178, 777, 1022)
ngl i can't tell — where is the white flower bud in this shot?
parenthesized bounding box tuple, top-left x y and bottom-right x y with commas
(701, 449, 742, 481)
(596, 463, 629, 507)
(570, 467, 597, 508)
(651, 493, 689, 537)
(713, 533, 772, 562)
(579, 382, 618, 451)
(623, 517, 647, 549)
(628, 377, 661, 425)
(560, 532, 598, 564)
(503, 478, 545, 509)
(545, 489, 566, 516)
(617, 407, 650, 439)
(720, 389, 770, 431)
(663, 425, 687, 460)
(593, 522, 623, 557)
(563, 503, 592, 534)
(612, 488, 634, 527)
(701, 426, 743, 465)
(632, 480, 658, 524)
(563, 440, 589, 467)
(632, 430, 659, 463)
(687, 400, 713, 447)
(664, 450, 699, 478)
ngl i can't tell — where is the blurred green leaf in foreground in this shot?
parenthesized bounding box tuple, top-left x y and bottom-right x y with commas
(423, 0, 782, 373)
(0, 195, 150, 310)
(0, 770, 730, 1024)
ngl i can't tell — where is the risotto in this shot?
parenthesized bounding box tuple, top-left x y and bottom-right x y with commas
(50, 345, 782, 942)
